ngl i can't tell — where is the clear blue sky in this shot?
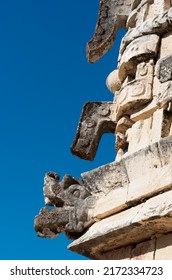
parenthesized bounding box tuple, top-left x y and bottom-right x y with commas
(0, 0, 124, 260)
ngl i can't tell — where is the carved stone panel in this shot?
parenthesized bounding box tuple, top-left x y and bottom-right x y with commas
(118, 34, 159, 81)
(114, 60, 154, 120)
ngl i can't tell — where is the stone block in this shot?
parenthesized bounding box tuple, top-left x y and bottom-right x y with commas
(155, 233, 172, 259)
(128, 164, 172, 202)
(124, 141, 162, 182)
(160, 31, 172, 59)
(130, 100, 158, 122)
(69, 190, 172, 259)
(88, 186, 128, 220)
(131, 239, 156, 260)
(100, 246, 132, 260)
(82, 161, 129, 194)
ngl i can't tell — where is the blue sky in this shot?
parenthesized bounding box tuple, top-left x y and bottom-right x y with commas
(0, 0, 124, 260)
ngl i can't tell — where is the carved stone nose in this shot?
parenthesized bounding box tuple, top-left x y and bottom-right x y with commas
(34, 207, 69, 238)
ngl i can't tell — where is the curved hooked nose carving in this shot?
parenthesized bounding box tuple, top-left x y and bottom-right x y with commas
(71, 102, 116, 161)
(86, 0, 132, 63)
(34, 172, 93, 239)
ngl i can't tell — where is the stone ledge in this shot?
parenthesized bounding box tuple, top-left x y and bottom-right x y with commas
(69, 189, 172, 259)
(83, 135, 172, 221)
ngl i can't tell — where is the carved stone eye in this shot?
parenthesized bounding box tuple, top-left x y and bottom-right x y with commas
(99, 108, 110, 117)
(73, 190, 80, 198)
(86, 120, 96, 128)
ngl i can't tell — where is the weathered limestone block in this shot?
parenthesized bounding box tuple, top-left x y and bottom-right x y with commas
(83, 135, 172, 221)
(157, 134, 172, 165)
(100, 246, 132, 260)
(128, 163, 172, 202)
(126, 109, 172, 155)
(120, 9, 172, 57)
(71, 102, 116, 161)
(118, 35, 159, 81)
(115, 60, 154, 120)
(159, 31, 172, 58)
(155, 233, 172, 260)
(125, 135, 172, 181)
(130, 100, 158, 122)
(82, 160, 129, 193)
(69, 190, 172, 259)
(88, 186, 128, 220)
(86, 0, 132, 63)
(154, 0, 171, 16)
(100, 239, 156, 260)
(156, 55, 172, 83)
(131, 239, 156, 260)
(129, 0, 154, 28)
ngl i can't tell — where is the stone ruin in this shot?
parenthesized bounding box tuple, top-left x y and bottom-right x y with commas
(34, 0, 172, 259)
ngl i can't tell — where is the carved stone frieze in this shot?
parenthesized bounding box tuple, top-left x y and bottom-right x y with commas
(34, 172, 93, 239)
(120, 8, 172, 57)
(71, 102, 116, 161)
(127, 0, 153, 28)
(118, 35, 159, 81)
(114, 60, 154, 120)
(35, 0, 172, 260)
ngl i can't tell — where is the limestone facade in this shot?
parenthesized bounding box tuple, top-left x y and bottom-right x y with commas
(34, 0, 172, 260)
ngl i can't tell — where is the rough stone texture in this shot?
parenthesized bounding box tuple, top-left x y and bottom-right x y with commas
(120, 8, 172, 56)
(115, 60, 154, 120)
(159, 31, 172, 59)
(86, 0, 132, 63)
(35, 0, 172, 261)
(118, 35, 159, 81)
(155, 233, 172, 260)
(100, 246, 132, 260)
(156, 55, 172, 83)
(34, 172, 93, 239)
(82, 160, 129, 194)
(71, 102, 116, 161)
(84, 135, 172, 221)
(69, 189, 172, 259)
(131, 239, 156, 260)
(130, 100, 158, 122)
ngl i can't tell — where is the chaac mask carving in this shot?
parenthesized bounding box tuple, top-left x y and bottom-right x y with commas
(34, 172, 92, 239)
(35, 0, 172, 239)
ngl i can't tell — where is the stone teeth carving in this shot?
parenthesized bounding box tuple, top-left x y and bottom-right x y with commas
(71, 102, 116, 161)
(86, 0, 132, 63)
(34, 172, 93, 239)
